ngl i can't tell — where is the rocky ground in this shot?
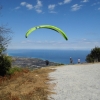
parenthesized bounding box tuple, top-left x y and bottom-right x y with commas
(11, 57, 64, 69)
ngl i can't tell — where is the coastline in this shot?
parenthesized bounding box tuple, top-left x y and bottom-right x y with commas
(11, 56, 64, 70)
(7, 49, 89, 64)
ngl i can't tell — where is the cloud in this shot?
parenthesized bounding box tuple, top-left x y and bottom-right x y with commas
(15, 7, 20, 10)
(21, 40, 57, 44)
(26, 4, 33, 10)
(58, 2, 63, 5)
(36, 9, 42, 13)
(21, 40, 33, 44)
(48, 4, 57, 13)
(92, 2, 100, 6)
(98, 7, 100, 10)
(34, 0, 43, 13)
(20, 2, 27, 6)
(48, 0, 72, 13)
(58, 0, 71, 5)
(81, 0, 89, 3)
(20, 2, 33, 10)
(49, 11, 57, 13)
(97, 2, 100, 4)
(71, 4, 82, 11)
(20, 0, 42, 12)
(48, 4, 56, 10)
(9, 39, 100, 50)
(34, 0, 42, 9)
(91, 3, 96, 6)
(64, 0, 72, 4)
(82, 38, 87, 41)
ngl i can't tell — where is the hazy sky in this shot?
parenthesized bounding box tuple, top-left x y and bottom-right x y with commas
(1, 0, 100, 50)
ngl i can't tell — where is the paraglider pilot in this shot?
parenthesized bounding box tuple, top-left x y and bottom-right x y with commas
(70, 57, 73, 64)
(45, 60, 49, 66)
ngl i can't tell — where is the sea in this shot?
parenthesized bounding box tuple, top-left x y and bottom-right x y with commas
(7, 49, 90, 64)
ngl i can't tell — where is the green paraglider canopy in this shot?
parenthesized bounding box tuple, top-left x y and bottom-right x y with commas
(25, 25, 68, 40)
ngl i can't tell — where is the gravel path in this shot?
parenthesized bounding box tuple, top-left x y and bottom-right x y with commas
(48, 63, 100, 100)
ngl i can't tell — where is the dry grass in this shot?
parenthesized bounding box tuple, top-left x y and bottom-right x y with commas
(0, 67, 56, 100)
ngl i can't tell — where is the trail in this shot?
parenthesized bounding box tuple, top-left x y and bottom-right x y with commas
(48, 63, 100, 100)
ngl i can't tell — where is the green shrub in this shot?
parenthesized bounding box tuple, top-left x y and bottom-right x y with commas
(0, 55, 12, 76)
(86, 47, 100, 63)
(86, 54, 94, 63)
(7, 66, 22, 75)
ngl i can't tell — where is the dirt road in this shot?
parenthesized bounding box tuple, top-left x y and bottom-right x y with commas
(49, 63, 100, 100)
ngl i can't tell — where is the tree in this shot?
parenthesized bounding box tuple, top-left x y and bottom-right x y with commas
(86, 47, 100, 63)
(0, 55, 12, 76)
(0, 6, 12, 54)
(0, 6, 12, 76)
(0, 25, 12, 53)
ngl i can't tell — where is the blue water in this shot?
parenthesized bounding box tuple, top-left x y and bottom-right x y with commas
(7, 49, 90, 64)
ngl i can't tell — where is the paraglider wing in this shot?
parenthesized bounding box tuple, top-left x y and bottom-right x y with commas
(25, 25, 68, 40)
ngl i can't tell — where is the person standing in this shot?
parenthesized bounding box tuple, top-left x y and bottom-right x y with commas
(78, 58, 80, 64)
(45, 60, 49, 66)
(70, 57, 73, 64)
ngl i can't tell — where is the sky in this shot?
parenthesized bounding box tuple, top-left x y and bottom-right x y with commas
(0, 0, 100, 50)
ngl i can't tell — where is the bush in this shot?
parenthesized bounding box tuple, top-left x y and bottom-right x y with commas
(86, 47, 100, 63)
(7, 66, 22, 75)
(0, 55, 12, 76)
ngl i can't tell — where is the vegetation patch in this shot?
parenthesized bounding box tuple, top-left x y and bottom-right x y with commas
(0, 67, 56, 100)
(86, 47, 100, 63)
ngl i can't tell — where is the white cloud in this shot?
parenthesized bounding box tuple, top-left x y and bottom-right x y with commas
(15, 7, 20, 10)
(48, 4, 57, 13)
(58, 2, 63, 5)
(20, 2, 33, 10)
(9, 39, 100, 50)
(98, 7, 100, 10)
(92, 2, 100, 6)
(97, 2, 100, 4)
(49, 11, 57, 13)
(64, 0, 72, 4)
(58, 0, 71, 5)
(21, 40, 33, 44)
(19, 1, 43, 13)
(20, 2, 26, 6)
(36, 9, 42, 13)
(48, 4, 56, 10)
(26, 4, 33, 10)
(83, 38, 87, 41)
(34, 0, 42, 13)
(71, 4, 82, 11)
(91, 3, 96, 6)
(34, 0, 42, 9)
(81, 0, 89, 3)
